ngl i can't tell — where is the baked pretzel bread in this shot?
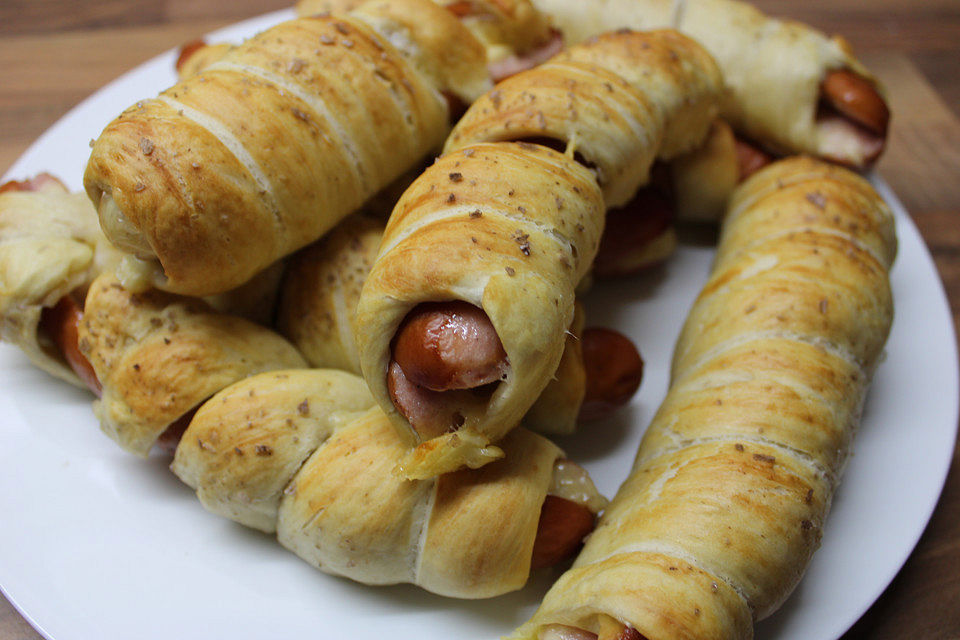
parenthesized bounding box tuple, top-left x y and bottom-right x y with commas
(447, 28, 723, 277)
(277, 213, 383, 373)
(78, 272, 306, 456)
(0, 173, 295, 395)
(356, 141, 604, 477)
(172, 369, 606, 598)
(175, 40, 234, 79)
(446, 29, 723, 208)
(277, 212, 639, 435)
(355, 29, 719, 477)
(530, 0, 891, 167)
(84, 0, 489, 296)
(510, 156, 896, 640)
(296, 0, 560, 81)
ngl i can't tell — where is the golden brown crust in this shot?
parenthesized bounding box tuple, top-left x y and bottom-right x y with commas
(279, 413, 565, 596)
(276, 211, 590, 434)
(296, 0, 555, 69)
(530, 0, 888, 167)
(446, 29, 723, 208)
(172, 369, 375, 532)
(674, 160, 896, 376)
(176, 41, 233, 79)
(511, 157, 896, 638)
(278, 405, 432, 584)
(359, 30, 722, 477)
(348, 0, 491, 103)
(718, 155, 897, 271)
(439, 0, 555, 62)
(85, 4, 478, 296)
(78, 272, 306, 455)
(356, 142, 604, 477)
(277, 214, 384, 373)
(173, 368, 574, 597)
(418, 426, 562, 597)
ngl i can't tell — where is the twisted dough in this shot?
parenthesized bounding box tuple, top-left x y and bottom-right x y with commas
(447, 29, 724, 278)
(296, 0, 558, 75)
(445, 29, 723, 208)
(278, 212, 592, 435)
(529, 0, 889, 167)
(357, 141, 604, 477)
(85, 0, 489, 296)
(356, 29, 720, 478)
(510, 156, 896, 639)
(172, 369, 605, 598)
(78, 272, 306, 455)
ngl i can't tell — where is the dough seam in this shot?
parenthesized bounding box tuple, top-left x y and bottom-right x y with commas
(412, 477, 439, 584)
(632, 434, 836, 487)
(584, 541, 753, 612)
(379, 202, 576, 260)
(674, 329, 862, 383)
(205, 60, 371, 192)
(157, 95, 282, 228)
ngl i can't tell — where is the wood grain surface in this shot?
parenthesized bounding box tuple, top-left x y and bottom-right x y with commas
(1, 1, 959, 638)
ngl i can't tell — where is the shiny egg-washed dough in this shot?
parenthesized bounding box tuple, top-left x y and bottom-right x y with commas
(530, 0, 885, 166)
(78, 272, 305, 456)
(85, 0, 489, 296)
(356, 141, 604, 478)
(0, 182, 124, 387)
(510, 156, 895, 639)
(446, 29, 723, 208)
(172, 369, 589, 598)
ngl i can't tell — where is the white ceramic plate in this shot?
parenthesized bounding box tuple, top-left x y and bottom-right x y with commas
(1, 10, 957, 640)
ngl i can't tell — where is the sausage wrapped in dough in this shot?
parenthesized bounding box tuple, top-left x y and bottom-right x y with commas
(85, 0, 489, 296)
(296, 0, 562, 82)
(357, 141, 605, 478)
(529, 0, 891, 167)
(356, 29, 720, 477)
(78, 272, 306, 455)
(0, 175, 124, 388)
(172, 369, 606, 598)
(510, 156, 896, 640)
(277, 213, 635, 435)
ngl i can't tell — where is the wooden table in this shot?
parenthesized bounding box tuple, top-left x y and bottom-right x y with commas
(1, 1, 958, 638)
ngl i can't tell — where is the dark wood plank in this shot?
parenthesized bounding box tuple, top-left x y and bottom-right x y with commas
(0, 0, 165, 36)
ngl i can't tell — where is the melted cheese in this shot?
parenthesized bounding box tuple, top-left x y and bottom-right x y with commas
(549, 460, 608, 513)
